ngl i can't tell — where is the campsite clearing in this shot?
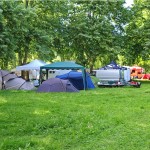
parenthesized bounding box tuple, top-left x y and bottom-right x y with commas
(0, 82, 150, 150)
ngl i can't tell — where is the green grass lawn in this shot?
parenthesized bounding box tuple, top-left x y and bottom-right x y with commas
(0, 83, 150, 150)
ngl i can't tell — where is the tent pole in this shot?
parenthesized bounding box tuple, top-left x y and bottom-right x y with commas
(46, 69, 48, 80)
(39, 68, 42, 85)
(82, 69, 86, 91)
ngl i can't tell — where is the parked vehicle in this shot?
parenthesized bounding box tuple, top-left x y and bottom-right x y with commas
(93, 69, 124, 87)
(93, 69, 141, 88)
(94, 61, 141, 88)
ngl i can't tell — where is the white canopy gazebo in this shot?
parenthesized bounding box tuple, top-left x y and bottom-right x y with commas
(16, 59, 47, 71)
(16, 59, 47, 80)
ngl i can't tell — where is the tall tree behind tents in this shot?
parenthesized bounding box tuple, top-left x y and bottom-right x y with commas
(0, 1, 36, 67)
(1, 0, 148, 70)
(125, 0, 150, 65)
(65, 0, 131, 71)
(14, 0, 54, 65)
(0, 0, 55, 69)
(0, 1, 16, 69)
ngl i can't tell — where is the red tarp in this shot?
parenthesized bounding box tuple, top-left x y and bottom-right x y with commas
(142, 74, 150, 80)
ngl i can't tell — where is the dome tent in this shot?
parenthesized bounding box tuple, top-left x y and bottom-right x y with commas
(37, 78, 79, 92)
(56, 71, 95, 90)
(0, 70, 34, 90)
(99, 61, 123, 70)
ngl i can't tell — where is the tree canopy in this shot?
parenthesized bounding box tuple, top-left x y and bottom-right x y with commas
(0, 0, 149, 71)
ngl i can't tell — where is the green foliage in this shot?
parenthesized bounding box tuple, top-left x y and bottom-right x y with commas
(125, 0, 150, 65)
(0, 83, 150, 149)
(0, 0, 149, 71)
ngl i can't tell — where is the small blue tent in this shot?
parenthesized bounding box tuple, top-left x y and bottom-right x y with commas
(99, 61, 126, 70)
(56, 71, 95, 90)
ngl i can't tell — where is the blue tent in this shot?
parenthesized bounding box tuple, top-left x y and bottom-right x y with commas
(99, 61, 126, 70)
(56, 71, 95, 90)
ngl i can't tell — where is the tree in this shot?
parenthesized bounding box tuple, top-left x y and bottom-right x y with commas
(125, 0, 150, 65)
(0, 0, 55, 69)
(64, 0, 131, 70)
(1, 0, 148, 70)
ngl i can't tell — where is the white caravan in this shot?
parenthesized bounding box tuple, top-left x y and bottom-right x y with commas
(93, 69, 131, 87)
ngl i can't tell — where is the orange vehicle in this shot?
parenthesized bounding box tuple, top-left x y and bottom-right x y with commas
(130, 66, 144, 79)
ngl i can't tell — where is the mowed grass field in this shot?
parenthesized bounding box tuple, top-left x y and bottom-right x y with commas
(0, 83, 150, 150)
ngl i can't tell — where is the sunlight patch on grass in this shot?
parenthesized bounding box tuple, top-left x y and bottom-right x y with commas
(137, 123, 149, 128)
(91, 91, 106, 95)
(0, 112, 9, 118)
(144, 90, 150, 93)
(75, 103, 92, 108)
(31, 135, 52, 145)
(33, 109, 51, 116)
(48, 100, 58, 103)
(29, 135, 60, 149)
(0, 112, 8, 118)
(0, 98, 7, 104)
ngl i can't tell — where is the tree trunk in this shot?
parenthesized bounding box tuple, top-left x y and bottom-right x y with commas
(18, 51, 23, 65)
(25, 0, 29, 8)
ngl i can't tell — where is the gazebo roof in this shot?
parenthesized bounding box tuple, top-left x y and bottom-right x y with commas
(40, 61, 84, 70)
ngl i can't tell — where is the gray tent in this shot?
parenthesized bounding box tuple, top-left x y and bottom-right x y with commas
(0, 70, 34, 90)
(0, 70, 11, 90)
(4, 78, 34, 90)
(0, 70, 3, 90)
(37, 78, 79, 92)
